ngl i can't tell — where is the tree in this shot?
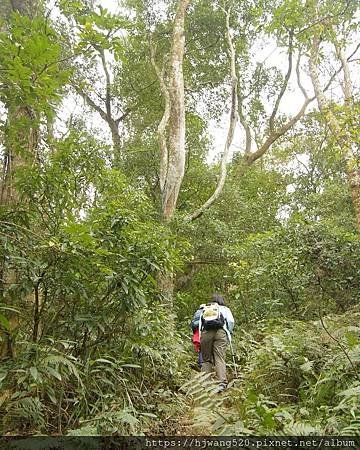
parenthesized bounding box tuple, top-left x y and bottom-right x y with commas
(185, 0, 314, 221)
(0, 0, 41, 359)
(0, 0, 40, 205)
(307, 0, 360, 229)
(149, 0, 191, 222)
(0, 0, 69, 358)
(59, 4, 132, 155)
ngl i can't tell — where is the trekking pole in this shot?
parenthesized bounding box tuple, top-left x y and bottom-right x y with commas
(229, 338, 238, 379)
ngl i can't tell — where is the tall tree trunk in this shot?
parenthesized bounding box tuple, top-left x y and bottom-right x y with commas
(0, 0, 40, 359)
(161, 0, 190, 223)
(1, 106, 38, 204)
(150, 0, 190, 303)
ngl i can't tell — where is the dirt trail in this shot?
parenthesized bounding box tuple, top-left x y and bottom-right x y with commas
(175, 370, 238, 436)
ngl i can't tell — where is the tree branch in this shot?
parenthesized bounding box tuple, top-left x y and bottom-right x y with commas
(185, 6, 238, 222)
(115, 108, 132, 126)
(149, 35, 171, 193)
(244, 97, 312, 167)
(99, 48, 112, 117)
(335, 42, 353, 103)
(238, 91, 252, 154)
(269, 30, 294, 132)
(296, 51, 310, 100)
(74, 83, 122, 151)
(321, 43, 359, 94)
(74, 85, 108, 122)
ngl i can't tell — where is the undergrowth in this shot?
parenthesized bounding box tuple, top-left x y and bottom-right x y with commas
(183, 306, 360, 436)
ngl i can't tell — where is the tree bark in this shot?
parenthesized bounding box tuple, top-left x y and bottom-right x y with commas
(160, 0, 190, 223)
(1, 106, 38, 204)
(10, 0, 38, 15)
(150, 0, 190, 304)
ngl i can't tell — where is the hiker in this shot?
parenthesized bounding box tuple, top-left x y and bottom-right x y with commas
(199, 293, 234, 393)
(190, 304, 205, 366)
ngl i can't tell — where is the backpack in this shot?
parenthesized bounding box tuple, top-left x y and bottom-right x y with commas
(201, 303, 225, 331)
(190, 305, 205, 332)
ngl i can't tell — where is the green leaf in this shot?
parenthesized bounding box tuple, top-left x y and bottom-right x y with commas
(140, 412, 157, 419)
(0, 372, 7, 383)
(30, 367, 38, 381)
(0, 313, 10, 331)
(95, 358, 115, 365)
(47, 366, 62, 381)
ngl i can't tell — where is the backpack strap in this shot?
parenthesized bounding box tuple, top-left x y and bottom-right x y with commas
(220, 306, 231, 342)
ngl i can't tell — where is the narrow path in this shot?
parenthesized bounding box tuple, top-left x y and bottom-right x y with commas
(177, 370, 238, 435)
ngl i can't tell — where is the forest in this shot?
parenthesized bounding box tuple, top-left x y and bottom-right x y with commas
(0, 0, 359, 440)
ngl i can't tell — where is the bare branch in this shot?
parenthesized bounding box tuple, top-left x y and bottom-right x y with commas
(74, 85, 109, 123)
(99, 48, 112, 117)
(115, 108, 132, 126)
(238, 92, 252, 154)
(225, 48, 313, 179)
(185, 6, 238, 222)
(269, 30, 294, 132)
(149, 35, 171, 193)
(348, 42, 360, 61)
(296, 51, 309, 100)
(244, 97, 312, 166)
(74, 84, 122, 152)
(317, 42, 358, 95)
(322, 65, 342, 93)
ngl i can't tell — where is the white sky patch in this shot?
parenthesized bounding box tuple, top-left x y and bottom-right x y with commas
(98, 0, 121, 13)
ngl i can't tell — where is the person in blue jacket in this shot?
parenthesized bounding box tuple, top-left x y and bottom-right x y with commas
(199, 294, 234, 393)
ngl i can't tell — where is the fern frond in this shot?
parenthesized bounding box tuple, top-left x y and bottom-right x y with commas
(4, 396, 45, 430)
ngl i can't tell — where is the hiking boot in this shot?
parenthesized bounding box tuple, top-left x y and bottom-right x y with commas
(213, 383, 227, 394)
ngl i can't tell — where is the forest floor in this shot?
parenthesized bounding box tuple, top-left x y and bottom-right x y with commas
(169, 368, 238, 436)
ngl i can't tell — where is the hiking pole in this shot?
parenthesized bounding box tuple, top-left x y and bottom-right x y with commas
(229, 339, 238, 379)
